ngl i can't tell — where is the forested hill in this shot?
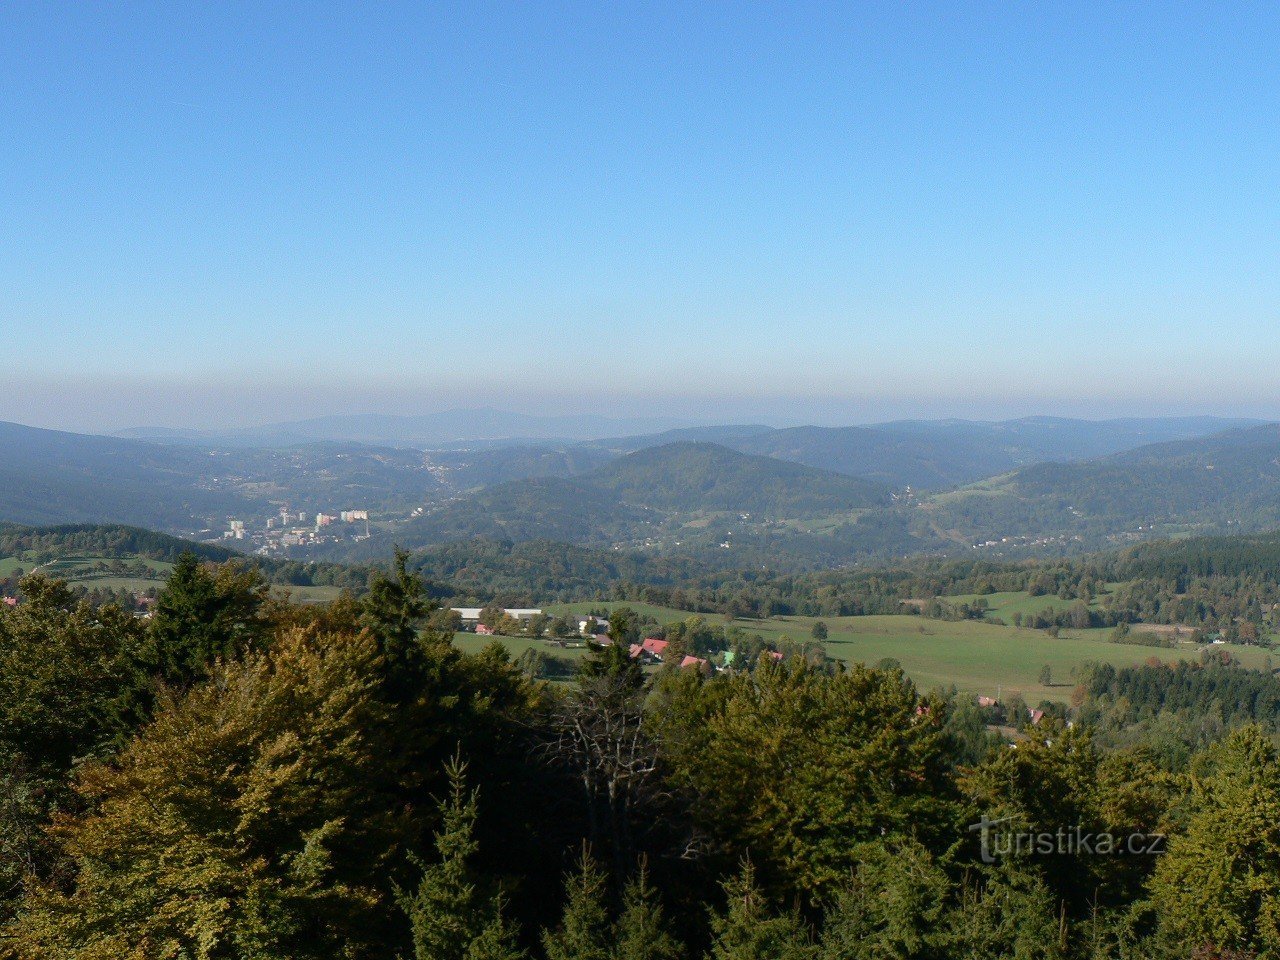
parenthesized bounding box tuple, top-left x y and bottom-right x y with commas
(0, 421, 256, 529)
(586, 415, 1260, 490)
(331, 442, 895, 563)
(923, 422, 1280, 549)
(587, 442, 888, 514)
(0, 523, 241, 564)
(0, 523, 368, 593)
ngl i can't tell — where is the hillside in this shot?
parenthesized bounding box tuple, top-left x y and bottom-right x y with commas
(0, 421, 257, 530)
(918, 423, 1280, 550)
(588, 442, 889, 514)
(322, 443, 903, 563)
(426, 445, 615, 491)
(580, 416, 1259, 491)
(0, 421, 449, 533)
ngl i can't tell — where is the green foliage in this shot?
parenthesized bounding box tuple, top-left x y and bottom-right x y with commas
(706, 860, 815, 960)
(656, 660, 958, 898)
(948, 862, 1065, 960)
(361, 547, 433, 696)
(1149, 726, 1280, 957)
(818, 841, 949, 960)
(10, 626, 405, 956)
(398, 758, 523, 960)
(542, 849, 611, 960)
(0, 574, 152, 773)
(614, 861, 683, 960)
(149, 550, 272, 683)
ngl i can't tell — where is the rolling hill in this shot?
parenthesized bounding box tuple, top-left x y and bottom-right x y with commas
(587, 442, 888, 515)
(919, 423, 1280, 550)
(0, 421, 447, 532)
(326, 442, 897, 562)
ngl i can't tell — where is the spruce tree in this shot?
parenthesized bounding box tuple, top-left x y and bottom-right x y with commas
(614, 860, 683, 960)
(542, 847, 612, 960)
(361, 547, 432, 696)
(707, 860, 815, 960)
(399, 757, 522, 960)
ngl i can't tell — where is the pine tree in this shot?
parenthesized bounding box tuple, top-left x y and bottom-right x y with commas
(707, 860, 815, 960)
(399, 757, 522, 960)
(543, 847, 612, 960)
(361, 547, 432, 697)
(149, 550, 269, 683)
(614, 860, 683, 960)
(819, 841, 948, 960)
(466, 906, 527, 960)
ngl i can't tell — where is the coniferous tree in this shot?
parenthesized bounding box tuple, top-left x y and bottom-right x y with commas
(614, 859, 683, 960)
(361, 548, 432, 697)
(707, 860, 815, 960)
(542, 848, 612, 960)
(149, 550, 270, 683)
(466, 909, 527, 960)
(399, 757, 521, 960)
(819, 842, 948, 960)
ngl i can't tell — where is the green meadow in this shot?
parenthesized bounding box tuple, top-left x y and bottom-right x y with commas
(532, 599, 1272, 705)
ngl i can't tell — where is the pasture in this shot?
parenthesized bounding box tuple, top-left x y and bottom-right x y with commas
(538, 600, 1272, 704)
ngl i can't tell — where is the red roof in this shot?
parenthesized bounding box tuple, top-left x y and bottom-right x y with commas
(680, 655, 707, 669)
(475, 624, 494, 635)
(1029, 709, 1045, 725)
(641, 637, 669, 657)
(766, 650, 784, 661)
(628, 643, 643, 659)
(1, 597, 15, 607)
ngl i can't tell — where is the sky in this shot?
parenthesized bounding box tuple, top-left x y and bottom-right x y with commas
(3, 2, 1280, 432)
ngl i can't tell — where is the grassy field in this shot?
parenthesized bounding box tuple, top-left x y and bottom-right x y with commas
(451, 632, 593, 662)
(0, 554, 175, 593)
(538, 600, 1272, 704)
(943, 589, 1094, 624)
(271, 584, 346, 604)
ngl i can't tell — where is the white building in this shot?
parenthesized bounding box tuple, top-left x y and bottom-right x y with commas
(451, 607, 543, 622)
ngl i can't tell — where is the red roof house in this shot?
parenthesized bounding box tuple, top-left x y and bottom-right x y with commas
(640, 637, 669, 659)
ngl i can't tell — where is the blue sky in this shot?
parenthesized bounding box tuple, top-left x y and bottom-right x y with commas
(3, 2, 1279, 430)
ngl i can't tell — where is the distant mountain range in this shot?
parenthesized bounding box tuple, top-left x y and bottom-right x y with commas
(0, 421, 445, 532)
(5, 414, 1280, 568)
(921, 422, 1280, 549)
(421, 415, 1261, 493)
(117, 408, 696, 448)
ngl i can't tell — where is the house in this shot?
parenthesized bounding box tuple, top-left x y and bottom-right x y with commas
(1029, 709, 1045, 725)
(1, 597, 15, 608)
(640, 637, 669, 660)
(628, 643, 643, 659)
(977, 696, 998, 708)
(679, 655, 709, 672)
(475, 624, 495, 636)
(576, 617, 609, 635)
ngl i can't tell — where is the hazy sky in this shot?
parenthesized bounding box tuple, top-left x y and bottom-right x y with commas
(3, 2, 1280, 431)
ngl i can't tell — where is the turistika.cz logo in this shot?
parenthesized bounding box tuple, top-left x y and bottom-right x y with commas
(968, 814, 1166, 864)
